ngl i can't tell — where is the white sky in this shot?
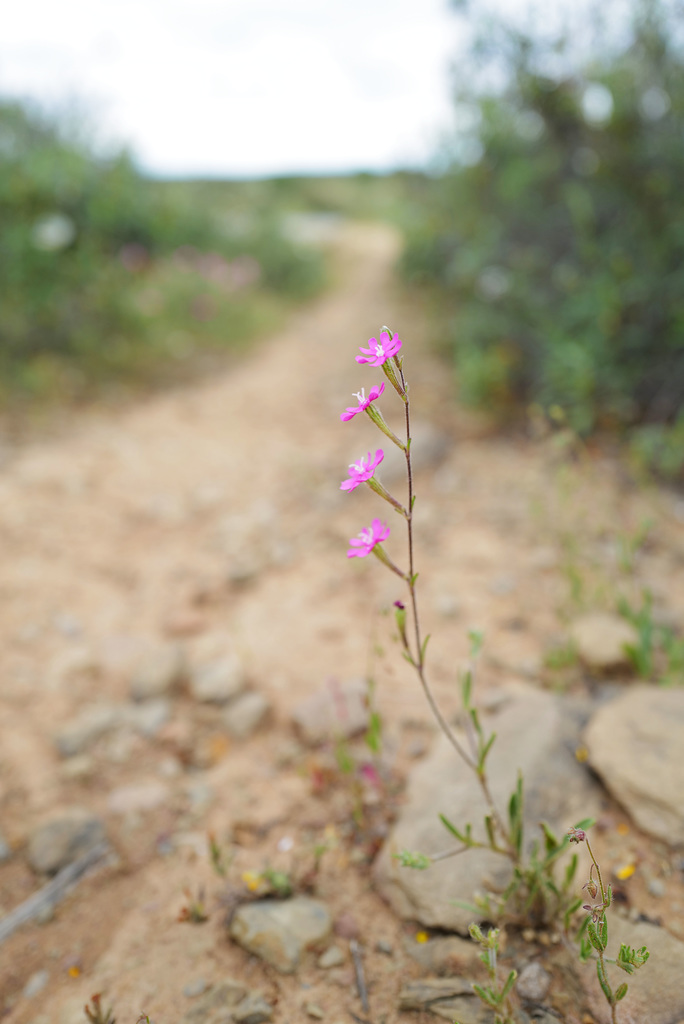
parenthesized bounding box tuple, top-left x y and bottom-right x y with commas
(0, 0, 463, 178)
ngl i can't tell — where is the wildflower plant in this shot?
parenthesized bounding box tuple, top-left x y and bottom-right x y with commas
(568, 826, 650, 1023)
(339, 327, 580, 919)
(339, 328, 649, 1020)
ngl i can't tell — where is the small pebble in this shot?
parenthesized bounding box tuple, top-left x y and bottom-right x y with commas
(648, 878, 666, 898)
(183, 978, 207, 998)
(317, 945, 345, 969)
(375, 939, 393, 956)
(305, 1003, 325, 1020)
(23, 970, 49, 999)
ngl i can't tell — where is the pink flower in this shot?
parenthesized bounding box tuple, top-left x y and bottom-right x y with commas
(340, 450, 384, 492)
(347, 518, 390, 558)
(340, 382, 385, 422)
(356, 331, 402, 367)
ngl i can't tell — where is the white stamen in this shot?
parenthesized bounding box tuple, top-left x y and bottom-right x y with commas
(352, 388, 366, 404)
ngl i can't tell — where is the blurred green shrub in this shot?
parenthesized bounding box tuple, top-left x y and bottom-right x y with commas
(401, 1, 684, 476)
(0, 100, 324, 405)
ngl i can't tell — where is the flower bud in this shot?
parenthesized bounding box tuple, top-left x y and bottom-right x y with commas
(567, 826, 586, 844)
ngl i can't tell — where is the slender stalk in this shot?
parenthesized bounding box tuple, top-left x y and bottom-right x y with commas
(586, 837, 618, 1024)
(395, 359, 513, 855)
(586, 838, 607, 907)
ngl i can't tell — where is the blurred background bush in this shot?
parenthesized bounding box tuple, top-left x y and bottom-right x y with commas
(401, 0, 684, 479)
(0, 100, 325, 408)
(2, 0, 683, 479)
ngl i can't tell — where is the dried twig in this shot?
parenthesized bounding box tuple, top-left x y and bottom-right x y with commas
(0, 840, 112, 944)
(349, 939, 369, 1013)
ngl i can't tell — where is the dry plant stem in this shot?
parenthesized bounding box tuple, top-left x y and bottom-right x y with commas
(396, 360, 512, 855)
(395, 356, 511, 860)
(586, 838, 618, 1024)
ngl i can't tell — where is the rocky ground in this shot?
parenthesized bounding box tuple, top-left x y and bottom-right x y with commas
(1, 223, 684, 1024)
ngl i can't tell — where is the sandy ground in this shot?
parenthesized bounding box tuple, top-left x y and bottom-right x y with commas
(1, 222, 684, 1024)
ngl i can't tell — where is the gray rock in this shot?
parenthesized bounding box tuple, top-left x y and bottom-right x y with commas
(27, 809, 106, 875)
(129, 642, 184, 701)
(317, 944, 345, 968)
(23, 970, 49, 999)
(189, 654, 246, 703)
(124, 698, 171, 737)
(374, 686, 601, 932)
(516, 961, 551, 1002)
(233, 994, 274, 1024)
(570, 613, 639, 672)
(223, 691, 270, 739)
(580, 919, 684, 1024)
(397, 978, 490, 1023)
(404, 934, 482, 976)
(54, 705, 123, 756)
(291, 679, 369, 746)
(230, 897, 332, 973)
(181, 980, 248, 1024)
(585, 686, 684, 844)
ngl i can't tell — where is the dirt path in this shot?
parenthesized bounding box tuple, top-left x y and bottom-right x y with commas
(1, 222, 683, 1024)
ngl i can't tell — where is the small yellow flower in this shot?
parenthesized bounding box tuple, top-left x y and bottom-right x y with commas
(617, 823, 629, 836)
(68, 966, 81, 978)
(575, 746, 589, 763)
(241, 870, 261, 892)
(615, 863, 636, 881)
(415, 931, 429, 944)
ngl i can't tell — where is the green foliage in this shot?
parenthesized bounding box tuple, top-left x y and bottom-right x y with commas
(465, 926, 517, 1024)
(0, 100, 325, 406)
(619, 589, 684, 683)
(617, 942, 650, 973)
(393, 849, 432, 869)
(401, 0, 684, 476)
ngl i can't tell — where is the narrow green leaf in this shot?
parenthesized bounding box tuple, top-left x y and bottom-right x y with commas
(563, 896, 583, 931)
(484, 814, 496, 850)
(541, 821, 560, 852)
(471, 985, 499, 1009)
(599, 914, 608, 949)
(453, 900, 483, 914)
(439, 813, 468, 844)
(564, 853, 578, 888)
(462, 670, 472, 708)
(615, 983, 629, 1002)
(479, 731, 496, 766)
(588, 922, 605, 953)
(596, 958, 613, 1003)
(468, 629, 484, 657)
(420, 633, 431, 662)
(501, 970, 518, 1000)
